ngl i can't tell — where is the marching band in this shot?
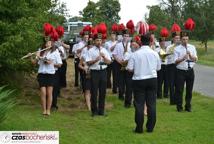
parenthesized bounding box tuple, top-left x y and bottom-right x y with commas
(24, 18, 197, 133)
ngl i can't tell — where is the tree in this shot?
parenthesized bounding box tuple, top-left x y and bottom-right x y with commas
(183, 0, 214, 51)
(80, 0, 120, 28)
(146, 5, 171, 36)
(0, 0, 68, 85)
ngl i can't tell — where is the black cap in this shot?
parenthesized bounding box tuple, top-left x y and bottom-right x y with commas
(172, 31, 181, 38)
(159, 37, 165, 42)
(180, 31, 189, 37)
(123, 29, 129, 35)
(93, 33, 103, 40)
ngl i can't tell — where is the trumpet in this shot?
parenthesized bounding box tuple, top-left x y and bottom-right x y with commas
(21, 46, 52, 59)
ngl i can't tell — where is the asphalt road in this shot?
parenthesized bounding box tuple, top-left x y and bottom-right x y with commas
(193, 64, 214, 98)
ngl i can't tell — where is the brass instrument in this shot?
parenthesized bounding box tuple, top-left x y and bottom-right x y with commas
(159, 48, 170, 62)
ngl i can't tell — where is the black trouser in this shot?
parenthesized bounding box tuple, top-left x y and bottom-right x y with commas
(124, 71, 133, 106)
(175, 68, 195, 110)
(74, 58, 80, 86)
(90, 69, 107, 115)
(112, 60, 119, 93)
(133, 78, 157, 132)
(59, 60, 67, 88)
(167, 64, 176, 104)
(107, 62, 113, 88)
(52, 70, 60, 107)
(118, 69, 126, 100)
(157, 65, 168, 98)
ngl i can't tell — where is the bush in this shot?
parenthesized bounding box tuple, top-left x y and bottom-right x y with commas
(0, 86, 16, 123)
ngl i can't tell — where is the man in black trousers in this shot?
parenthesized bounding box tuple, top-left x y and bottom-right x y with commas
(127, 33, 161, 133)
(174, 31, 198, 112)
(86, 33, 111, 116)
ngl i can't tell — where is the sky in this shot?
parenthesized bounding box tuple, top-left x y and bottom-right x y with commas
(60, 0, 159, 24)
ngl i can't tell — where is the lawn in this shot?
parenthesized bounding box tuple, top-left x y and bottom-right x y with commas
(190, 40, 214, 67)
(0, 91, 213, 144)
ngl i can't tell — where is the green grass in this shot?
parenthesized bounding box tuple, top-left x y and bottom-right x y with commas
(190, 40, 214, 66)
(0, 92, 214, 144)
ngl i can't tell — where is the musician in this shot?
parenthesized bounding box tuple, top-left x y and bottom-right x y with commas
(31, 39, 62, 116)
(155, 37, 169, 99)
(78, 38, 94, 111)
(105, 30, 118, 93)
(174, 31, 198, 112)
(72, 32, 89, 87)
(51, 41, 70, 110)
(127, 33, 161, 133)
(166, 31, 181, 105)
(112, 29, 131, 100)
(86, 33, 111, 116)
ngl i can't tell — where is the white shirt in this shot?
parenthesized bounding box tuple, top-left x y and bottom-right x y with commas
(72, 41, 86, 58)
(166, 44, 176, 65)
(112, 41, 131, 61)
(127, 46, 161, 80)
(58, 46, 68, 60)
(105, 40, 117, 58)
(174, 44, 197, 70)
(38, 50, 62, 74)
(154, 47, 167, 65)
(86, 46, 111, 70)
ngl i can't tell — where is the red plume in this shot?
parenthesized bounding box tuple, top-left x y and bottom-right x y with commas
(55, 26, 64, 38)
(83, 25, 92, 32)
(97, 23, 107, 34)
(43, 23, 54, 36)
(171, 23, 181, 32)
(184, 18, 195, 31)
(139, 22, 149, 35)
(126, 20, 134, 30)
(111, 23, 118, 32)
(160, 27, 169, 38)
(149, 24, 157, 32)
(50, 28, 59, 41)
(91, 26, 98, 38)
(118, 23, 125, 31)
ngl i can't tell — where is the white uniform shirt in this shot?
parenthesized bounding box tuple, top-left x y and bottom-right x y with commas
(72, 41, 87, 58)
(112, 42, 131, 61)
(166, 44, 176, 65)
(38, 50, 62, 74)
(127, 46, 161, 80)
(174, 44, 197, 70)
(105, 40, 117, 58)
(86, 46, 111, 70)
(58, 46, 68, 60)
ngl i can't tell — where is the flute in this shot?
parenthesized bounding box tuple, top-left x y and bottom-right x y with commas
(21, 46, 52, 59)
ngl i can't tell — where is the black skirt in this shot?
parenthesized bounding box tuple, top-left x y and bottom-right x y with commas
(37, 73, 55, 87)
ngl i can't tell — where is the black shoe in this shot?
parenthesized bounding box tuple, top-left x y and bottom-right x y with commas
(112, 90, 117, 94)
(91, 112, 98, 117)
(124, 104, 131, 108)
(51, 105, 58, 111)
(185, 108, 192, 112)
(177, 108, 183, 112)
(146, 129, 153, 133)
(98, 112, 107, 116)
(134, 127, 143, 134)
(119, 96, 124, 101)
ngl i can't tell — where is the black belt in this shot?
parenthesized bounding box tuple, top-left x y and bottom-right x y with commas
(177, 68, 193, 72)
(90, 69, 106, 72)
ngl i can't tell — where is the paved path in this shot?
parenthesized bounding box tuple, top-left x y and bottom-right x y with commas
(193, 64, 214, 98)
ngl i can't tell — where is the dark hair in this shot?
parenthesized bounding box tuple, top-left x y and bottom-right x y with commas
(141, 33, 151, 45)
